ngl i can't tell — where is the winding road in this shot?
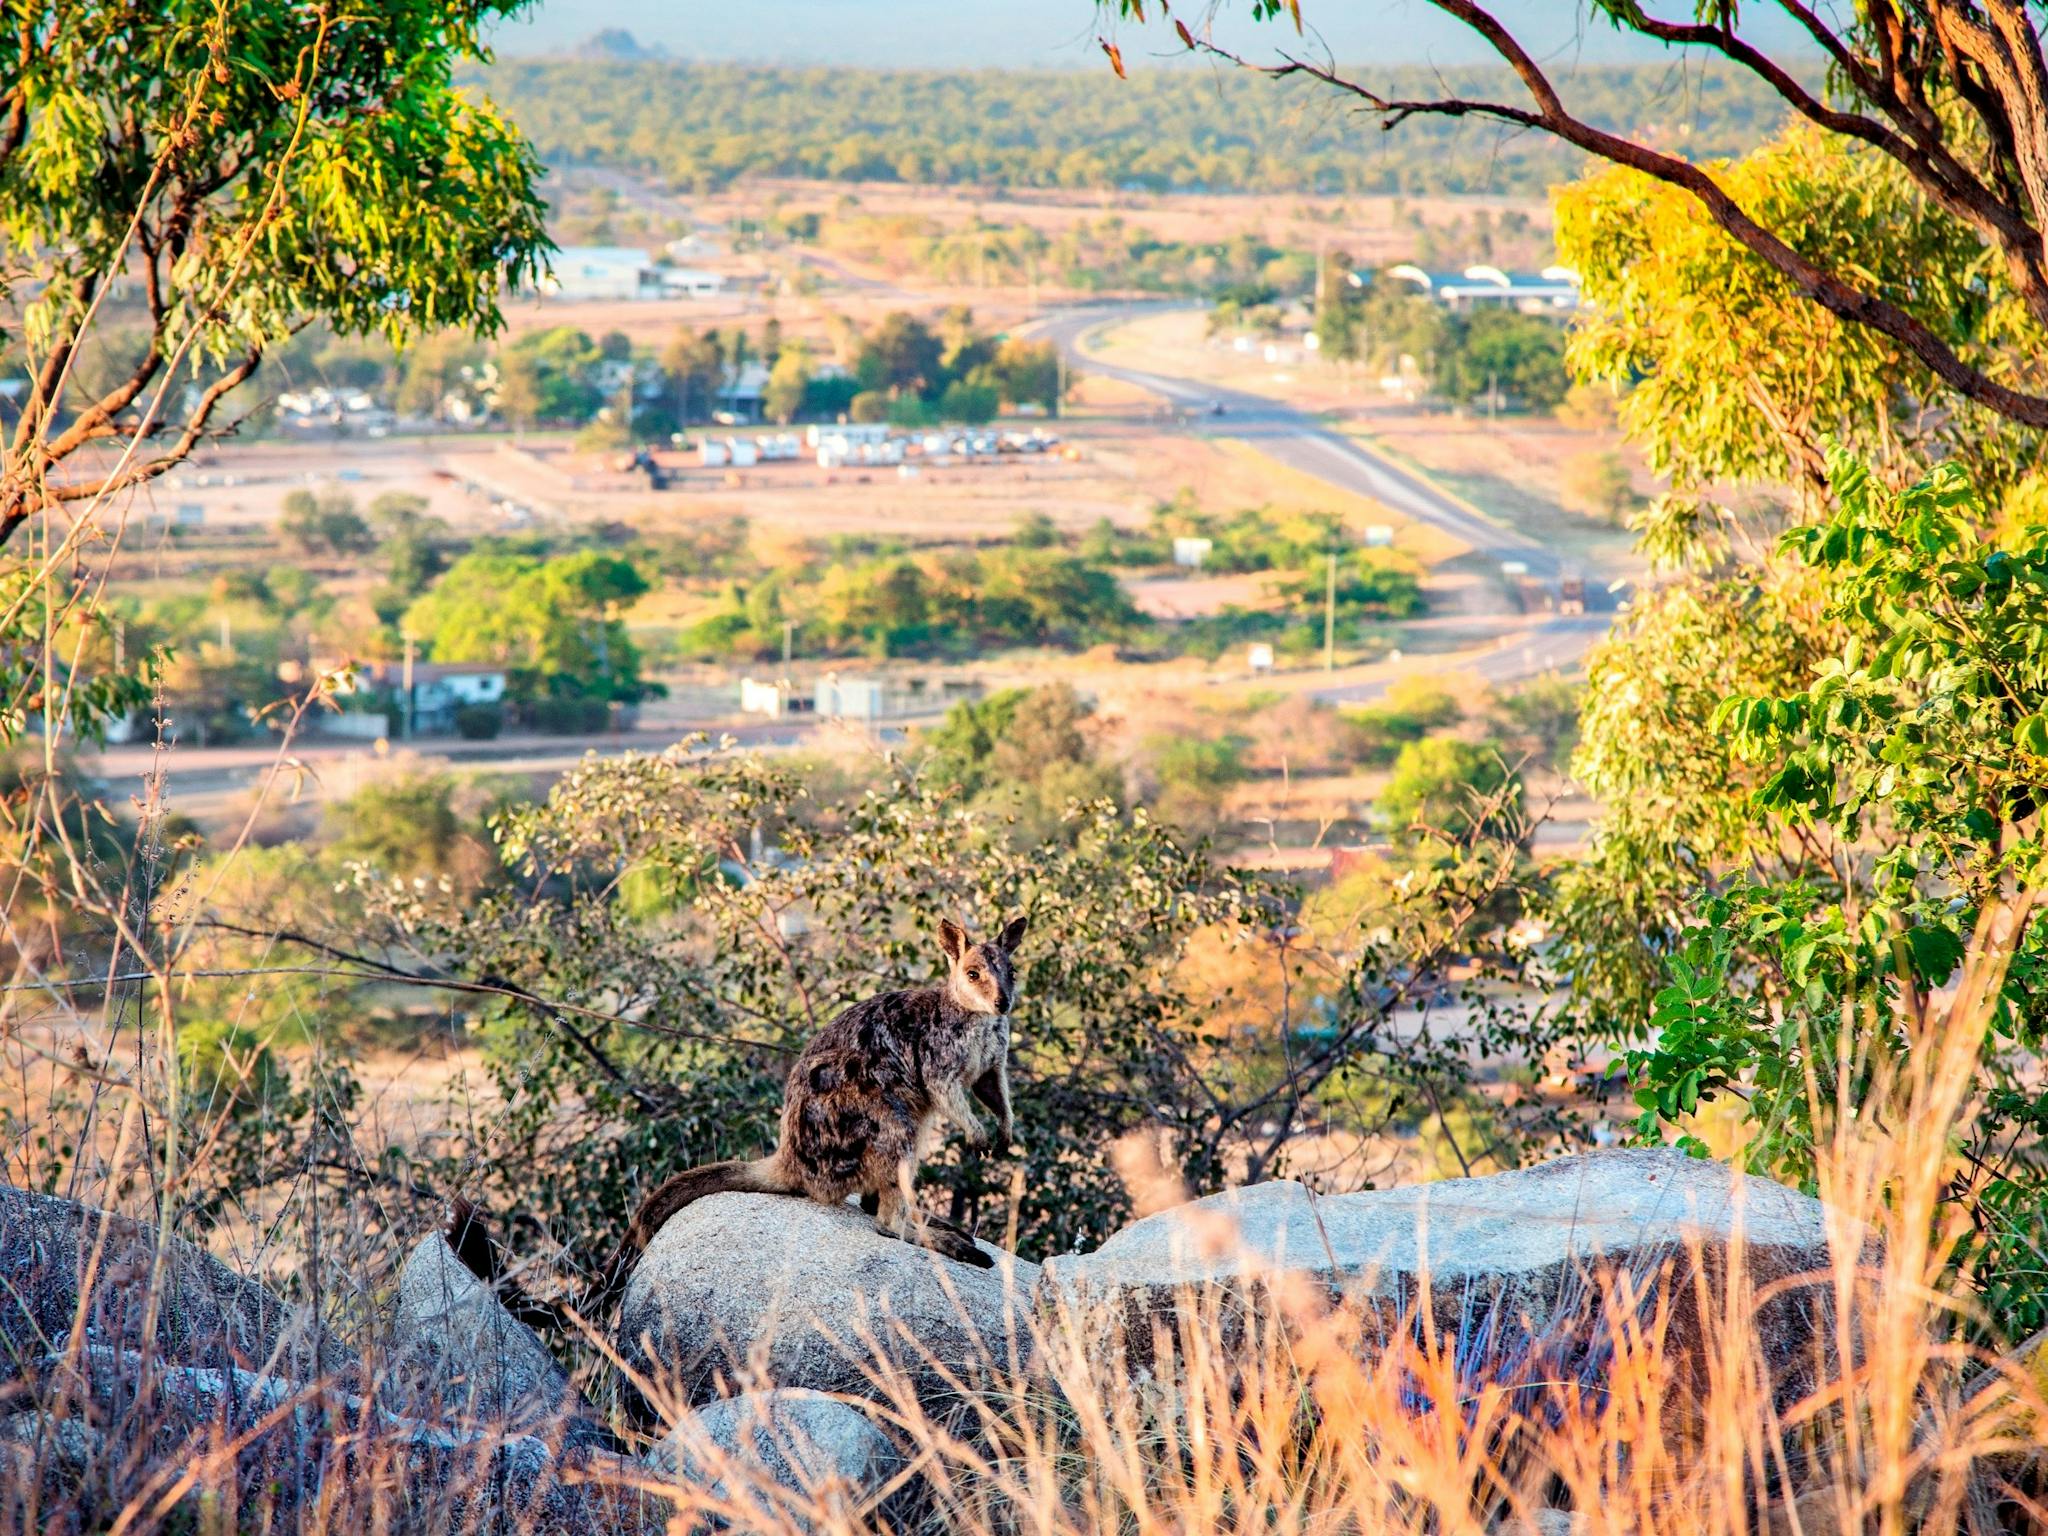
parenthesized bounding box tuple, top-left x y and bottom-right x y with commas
(1030, 303, 1614, 704)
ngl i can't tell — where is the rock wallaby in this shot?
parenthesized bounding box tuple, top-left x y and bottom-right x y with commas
(445, 914, 1027, 1325)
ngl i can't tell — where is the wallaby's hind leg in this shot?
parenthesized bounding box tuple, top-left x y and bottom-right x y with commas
(871, 1176, 993, 1268)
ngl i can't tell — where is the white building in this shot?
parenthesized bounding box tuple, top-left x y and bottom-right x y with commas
(1382, 263, 1581, 313)
(359, 661, 509, 733)
(540, 246, 660, 302)
(658, 268, 727, 298)
(817, 674, 885, 722)
(740, 677, 817, 719)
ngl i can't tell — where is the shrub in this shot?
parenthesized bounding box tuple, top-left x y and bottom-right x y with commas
(1340, 678, 1462, 765)
(1379, 737, 1521, 843)
(454, 703, 504, 740)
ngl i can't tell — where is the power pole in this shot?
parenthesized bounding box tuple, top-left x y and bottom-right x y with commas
(401, 630, 415, 740)
(1323, 552, 1337, 671)
(782, 618, 795, 673)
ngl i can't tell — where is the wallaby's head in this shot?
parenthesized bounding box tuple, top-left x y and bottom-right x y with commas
(939, 914, 1027, 1015)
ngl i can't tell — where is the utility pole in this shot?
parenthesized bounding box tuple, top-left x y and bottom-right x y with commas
(1323, 552, 1337, 672)
(401, 630, 415, 740)
(782, 619, 795, 673)
(219, 614, 231, 654)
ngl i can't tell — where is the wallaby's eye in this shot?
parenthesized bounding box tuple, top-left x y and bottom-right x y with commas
(966, 968, 982, 981)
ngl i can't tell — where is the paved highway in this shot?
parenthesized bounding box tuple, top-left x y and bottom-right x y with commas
(80, 720, 830, 827)
(1030, 303, 1613, 704)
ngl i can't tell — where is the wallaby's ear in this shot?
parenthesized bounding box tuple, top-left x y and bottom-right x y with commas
(997, 913, 1028, 954)
(939, 918, 969, 961)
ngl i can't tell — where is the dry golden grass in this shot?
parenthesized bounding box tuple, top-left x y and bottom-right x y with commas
(6, 947, 2045, 1535)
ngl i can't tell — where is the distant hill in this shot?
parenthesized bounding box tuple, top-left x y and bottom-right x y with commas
(572, 28, 666, 61)
(471, 59, 1793, 198)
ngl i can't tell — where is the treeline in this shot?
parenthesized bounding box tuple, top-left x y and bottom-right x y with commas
(823, 213, 1314, 298)
(473, 60, 1788, 196)
(276, 306, 1058, 437)
(678, 541, 1142, 661)
(671, 500, 1426, 665)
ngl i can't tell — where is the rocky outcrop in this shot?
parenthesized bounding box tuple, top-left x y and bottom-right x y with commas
(652, 1388, 904, 1528)
(10, 1344, 653, 1535)
(1037, 1148, 1853, 1405)
(0, 1184, 347, 1388)
(618, 1192, 1037, 1412)
(0, 1194, 654, 1535)
(381, 1231, 609, 1449)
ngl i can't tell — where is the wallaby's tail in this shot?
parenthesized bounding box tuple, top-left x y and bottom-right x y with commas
(442, 1159, 795, 1333)
(590, 1156, 797, 1314)
(440, 1197, 573, 1334)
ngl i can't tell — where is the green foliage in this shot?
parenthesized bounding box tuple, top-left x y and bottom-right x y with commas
(323, 775, 468, 881)
(7, 2, 547, 356)
(1559, 125, 2047, 528)
(1313, 253, 1364, 362)
(682, 546, 1143, 662)
(1622, 455, 2048, 1332)
(763, 346, 813, 424)
(279, 490, 376, 558)
(1379, 738, 1521, 845)
(404, 549, 654, 702)
(370, 492, 450, 598)
(1269, 549, 1427, 620)
(1143, 733, 1249, 838)
(1356, 274, 1446, 374)
(1340, 677, 1463, 766)
(476, 58, 1787, 197)
(921, 688, 1031, 801)
(1490, 675, 1581, 770)
(350, 738, 1564, 1267)
(1431, 310, 1569, 413)
(1122, 494, 1352, 575)
(922, 684, 1125, 846)
(503, 326, 608, 425)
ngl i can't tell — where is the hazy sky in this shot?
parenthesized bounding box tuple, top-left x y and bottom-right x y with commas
(492, 0, 1821, 71)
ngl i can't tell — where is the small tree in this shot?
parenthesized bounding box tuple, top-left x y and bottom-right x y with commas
(279, 490, 375, 558)
(1379, 738, 1522, 846)
(0, 2, 547, 544)
(763, 347, 814, 425)
(1313, 250, 1364, 363)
